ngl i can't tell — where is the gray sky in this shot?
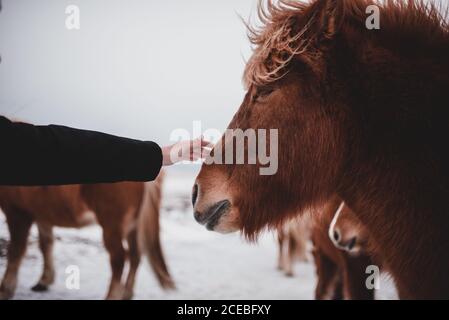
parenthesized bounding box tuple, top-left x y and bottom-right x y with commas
(0, 0, 256, 144)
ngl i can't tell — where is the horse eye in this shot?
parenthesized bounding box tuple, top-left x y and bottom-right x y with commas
(253, 87, 275, 102)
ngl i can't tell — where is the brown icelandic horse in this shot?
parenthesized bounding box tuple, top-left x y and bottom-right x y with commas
(329, 200, 384, 269)
(193, 0, 449, 299)
(312, 197, 377, 300)
(329, 201, 372, 255)
(277, 202, 375, 299)
(0, 174, 174, 300)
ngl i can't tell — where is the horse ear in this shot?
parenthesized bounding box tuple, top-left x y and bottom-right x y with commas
(311, 0, 345, 41)
(296, 0, 345, 74)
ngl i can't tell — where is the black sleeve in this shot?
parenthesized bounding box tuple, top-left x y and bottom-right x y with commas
(0, 116, 163, 186)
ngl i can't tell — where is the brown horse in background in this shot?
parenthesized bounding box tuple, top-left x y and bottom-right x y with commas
(312, 197, 376, 300)
(193, 0, 449, 299)
(277, 216, 311, 277)
(277, 201, 375, 300)
(0, 174, 174, 299)
(329, 201, 371, 255)
(279, 198, 376, 299)
(329, 201, 384, 269)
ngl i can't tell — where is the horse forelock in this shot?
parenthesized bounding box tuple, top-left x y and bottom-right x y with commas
(243, 0, 309, 89)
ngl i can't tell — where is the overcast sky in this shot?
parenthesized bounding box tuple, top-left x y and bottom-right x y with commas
(0, 0, 256, 145)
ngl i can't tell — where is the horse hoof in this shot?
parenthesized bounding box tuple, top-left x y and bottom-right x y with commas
(285, 272, 294, 278)
(31, 283, 49, 292)
(0, 289, 14, 300)
(123, 291, 133, 300)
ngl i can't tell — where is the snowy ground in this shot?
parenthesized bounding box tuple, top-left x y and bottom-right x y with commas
(0, 169, 397, 300)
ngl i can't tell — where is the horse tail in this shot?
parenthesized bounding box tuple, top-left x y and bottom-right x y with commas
(137, 171, 175, 289)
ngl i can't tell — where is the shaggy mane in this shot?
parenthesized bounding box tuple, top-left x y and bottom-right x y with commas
(243, 0, 449, 88)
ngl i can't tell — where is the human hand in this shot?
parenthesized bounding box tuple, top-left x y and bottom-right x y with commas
(161, 137, 212, 166)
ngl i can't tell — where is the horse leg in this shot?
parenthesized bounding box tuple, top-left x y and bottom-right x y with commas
(296, 234, 309, 262)
(31, 223, 55, 292)
(331, 272, 344, 300)
(313, 248, 341, 300)
(342, 254, 375, 300)
(285, 234, 296, 277)
(0, 208, 33, 300)
(123, 228, 141, 300)
(277, 230, 285, 271)
(102, 227, 126, 300)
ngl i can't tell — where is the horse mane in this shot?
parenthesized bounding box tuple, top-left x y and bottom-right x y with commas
(243, 0, 449, 88)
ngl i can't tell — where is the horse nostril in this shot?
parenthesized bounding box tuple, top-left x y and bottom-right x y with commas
(347, 237, 357, 250)
(333, 229, 341, 242)
(194, 211, 202, 223)
(192, 184, 199, 207)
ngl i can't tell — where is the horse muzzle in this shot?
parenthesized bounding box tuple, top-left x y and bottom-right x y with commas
(194, 200, 231, 231)
(331, 230, 359, 253)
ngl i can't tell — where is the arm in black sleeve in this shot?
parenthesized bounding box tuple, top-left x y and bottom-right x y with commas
(0, 116, 163, 186)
